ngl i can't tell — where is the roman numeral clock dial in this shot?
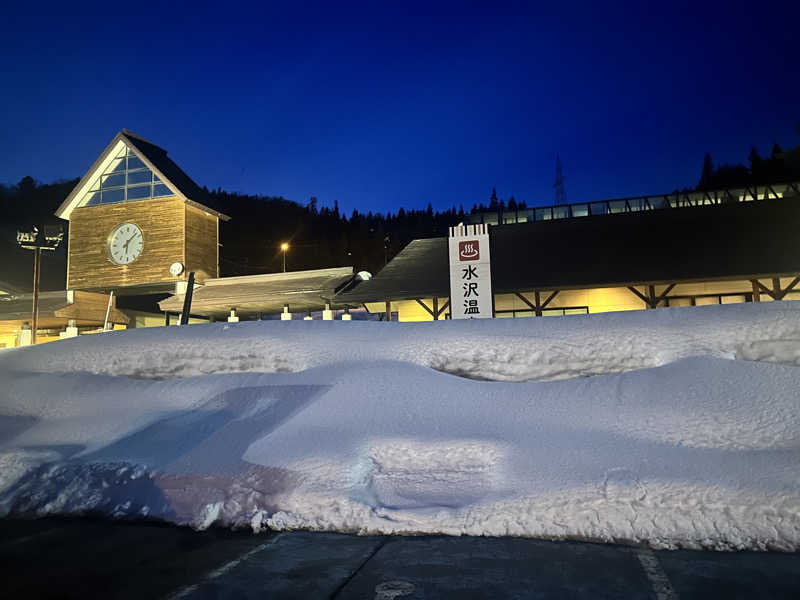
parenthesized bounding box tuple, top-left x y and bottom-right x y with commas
(108, 222, 144, 265)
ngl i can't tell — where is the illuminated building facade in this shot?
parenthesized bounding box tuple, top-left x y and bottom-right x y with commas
(335, 182, 800, 320)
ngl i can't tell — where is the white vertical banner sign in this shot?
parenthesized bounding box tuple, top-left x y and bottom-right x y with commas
(448, 224, 493, 319)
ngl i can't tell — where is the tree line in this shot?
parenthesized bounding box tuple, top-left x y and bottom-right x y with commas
(2, 128, 799, 281)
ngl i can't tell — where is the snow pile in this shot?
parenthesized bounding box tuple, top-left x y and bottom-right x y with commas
(2, 301, 800, 382)
(1, 302, 800, 550)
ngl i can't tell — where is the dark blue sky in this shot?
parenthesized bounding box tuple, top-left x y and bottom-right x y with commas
(1, 1, 798, 215)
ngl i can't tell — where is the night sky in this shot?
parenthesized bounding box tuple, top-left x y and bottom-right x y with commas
(1, 1, 798, 215)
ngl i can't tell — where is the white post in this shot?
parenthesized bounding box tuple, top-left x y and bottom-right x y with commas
(303, 311, 313, 321)
(103, 291, 114, 331)
(18, 324, 32, 346)
(228, 308, 239, 323)
(60, 319, 79, 339)
(322, 303, 333, 320)
(341, 309, 352, 321)
(281, 304, 292, 320)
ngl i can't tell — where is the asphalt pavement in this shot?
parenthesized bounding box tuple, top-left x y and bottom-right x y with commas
(1, 518, 799, 599)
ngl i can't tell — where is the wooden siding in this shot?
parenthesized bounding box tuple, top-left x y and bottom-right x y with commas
(184, 204, 218, 282)
(67, 197, 186, 289)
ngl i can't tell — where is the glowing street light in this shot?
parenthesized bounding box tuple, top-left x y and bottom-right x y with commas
(280, 242, 289, 272)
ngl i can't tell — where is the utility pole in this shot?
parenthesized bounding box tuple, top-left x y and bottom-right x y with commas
(17, 225, 64, 345)
(32, 246, 41, 344)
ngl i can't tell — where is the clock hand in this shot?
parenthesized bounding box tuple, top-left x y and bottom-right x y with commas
(123, 233, 137, 252)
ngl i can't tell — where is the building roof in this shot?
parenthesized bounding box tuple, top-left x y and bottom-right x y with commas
(466, 181, 800, 226)
(159, 267, 357, 318)
(0, 290, 130, 335)
(335, 195, 800, 303)
(55, 130, 230, 221)
(336, 239, 449, 304)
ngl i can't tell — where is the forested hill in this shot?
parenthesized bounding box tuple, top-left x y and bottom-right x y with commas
(206, 190, 466, 276)
(2, 136, 799, 288)
(0, 177, 469, 284)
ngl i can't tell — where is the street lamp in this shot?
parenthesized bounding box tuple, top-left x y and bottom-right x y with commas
(280, 242, 289, 272)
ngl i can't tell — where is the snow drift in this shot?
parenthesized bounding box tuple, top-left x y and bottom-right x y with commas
(1, 302, 800, 550)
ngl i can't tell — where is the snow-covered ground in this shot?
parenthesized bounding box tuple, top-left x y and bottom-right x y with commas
(1, 302, 800, 550)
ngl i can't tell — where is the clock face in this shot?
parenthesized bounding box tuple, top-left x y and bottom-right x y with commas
(108, 222, 144, 265)
(169, 261, 184, 276)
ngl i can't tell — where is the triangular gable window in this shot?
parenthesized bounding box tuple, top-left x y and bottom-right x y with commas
(83, 145, 174, 206)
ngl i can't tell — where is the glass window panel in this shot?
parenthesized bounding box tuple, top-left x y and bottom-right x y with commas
(564, 308, 589, 315)
(102, 188, 124, 203)
(483, 212, 498, 225)
(535, 208, 552, 220)
(89, 179, 101, 192)
(153, 175, 162, 183)
(514, 310, 534, 318)
(553, 206, 569, 219)
(108, 157, 127, 173)
(571, 203, 588, 217)
(126, 185, 151, 200)
(127, 169, 153, 185)
(101, 173, 126, 188)
(608, 200, 626, 213)
(127, 156, 146, 170)
(153, 183, 173, 197)
(85, 191, 102, 205)
(590, 202, 608, 215)
(495, 312, 514, 319)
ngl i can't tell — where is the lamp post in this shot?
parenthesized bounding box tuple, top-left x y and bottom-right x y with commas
(280, 242, 289, 272)
(17, 225, 64, 345)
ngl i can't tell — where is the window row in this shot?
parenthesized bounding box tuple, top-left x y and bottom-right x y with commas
(85, 183, 173, 205)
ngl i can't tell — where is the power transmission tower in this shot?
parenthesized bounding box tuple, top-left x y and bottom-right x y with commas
(554, 154, 566, 205)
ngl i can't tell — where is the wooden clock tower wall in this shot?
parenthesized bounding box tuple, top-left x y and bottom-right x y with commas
(67, 196, 187, 290)
(184, 204, 219, 282)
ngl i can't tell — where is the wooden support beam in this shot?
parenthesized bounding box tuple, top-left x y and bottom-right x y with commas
(385, 301, 392, 322)
(433, 297, 439, 320)
(627, 286, 650, 307)
(436, 299, 450, 319)
(534, 291, 543, 316)
(780, 276, 800, 299)
(656, 284, 676, 305)
(752, 279, 774, 298)
(751, 280, 761, 302)
(629, 283, 676, 309)
(541, 290, 559, 310)
(514, 292, 536, 311)
(414, 298, 435, 318)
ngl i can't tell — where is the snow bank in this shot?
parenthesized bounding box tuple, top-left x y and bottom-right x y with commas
(1, 302, 800, 550)
(2, 301, 800, 382)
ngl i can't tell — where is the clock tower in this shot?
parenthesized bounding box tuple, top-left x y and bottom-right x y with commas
(56, 130, 229, 293)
